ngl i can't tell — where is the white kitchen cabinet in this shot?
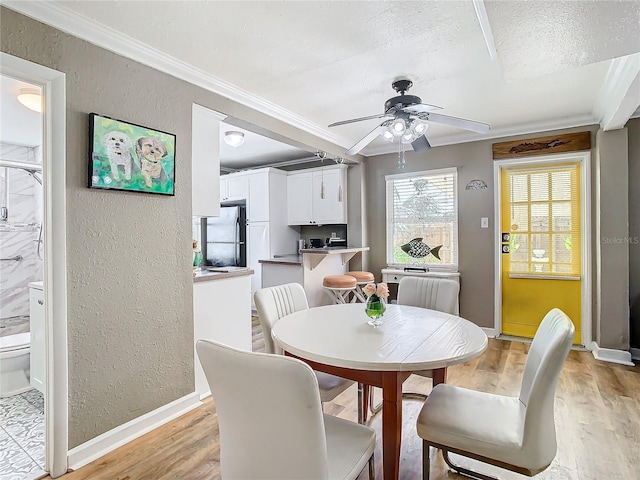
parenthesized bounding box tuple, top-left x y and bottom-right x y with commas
(286, 171, 313, 224)
(247, 222, 270, 298)
(287, 164, 348, 225)
(192, 104, 225, 217)
(29, 283, 45, 394)
(193, 274, 252, 398)
(219, 172, 250, 203)
(248, 170, 270, 222)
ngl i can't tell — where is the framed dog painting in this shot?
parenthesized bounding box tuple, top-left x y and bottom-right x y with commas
(88, 113, 176, 195)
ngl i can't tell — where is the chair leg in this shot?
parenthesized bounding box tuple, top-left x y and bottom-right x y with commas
(358, 382, 367, 425)
(442, 449, 498, 480)
(422, 441, 430, 480)
(368, 453, 375, 480)
(369, 386, 383, 416)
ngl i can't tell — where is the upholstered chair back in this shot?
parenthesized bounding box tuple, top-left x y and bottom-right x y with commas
(196, 339, 329, 479)
(518, 308, 574, 469)
(254, 283, 309, 354)
(397, 277, 459, 315)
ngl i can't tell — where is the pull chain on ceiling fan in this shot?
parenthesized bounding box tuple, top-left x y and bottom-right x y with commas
(328, 79, 490, 158)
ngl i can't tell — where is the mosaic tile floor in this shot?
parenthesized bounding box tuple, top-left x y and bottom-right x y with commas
(0, 389, 45, 480)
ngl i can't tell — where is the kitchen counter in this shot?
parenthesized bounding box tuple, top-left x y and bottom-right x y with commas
(259, 255, 303, 265)
(260, 247, 370, 307)
(299, 246, 369, 255)
(193, 268, 254, 283)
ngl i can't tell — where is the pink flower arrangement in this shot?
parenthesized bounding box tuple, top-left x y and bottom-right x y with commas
(363, 282, 389, 298)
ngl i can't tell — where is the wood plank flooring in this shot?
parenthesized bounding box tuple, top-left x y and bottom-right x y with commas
(46, 319, 640, 480)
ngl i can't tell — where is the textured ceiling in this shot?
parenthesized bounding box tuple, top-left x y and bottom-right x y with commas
(29, 1, 640, 161)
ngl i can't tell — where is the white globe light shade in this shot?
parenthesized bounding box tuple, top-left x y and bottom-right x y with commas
(224, 131, 245, 147)
(17, 88, 42, 113)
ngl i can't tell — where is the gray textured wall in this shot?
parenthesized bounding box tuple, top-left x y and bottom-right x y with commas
(595, 128, 630, 350)
(628, 119, 640, 302)
(629, 119, 640, 348)
(0, 7, 346, 448)
(365, 126, 601, 330)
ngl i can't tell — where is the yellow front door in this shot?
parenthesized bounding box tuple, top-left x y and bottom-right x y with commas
(501, 162, 581, 342)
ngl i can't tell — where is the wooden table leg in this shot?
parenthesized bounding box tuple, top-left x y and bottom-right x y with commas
(432, 367, 447, 386)
(381, 371, 403, 480)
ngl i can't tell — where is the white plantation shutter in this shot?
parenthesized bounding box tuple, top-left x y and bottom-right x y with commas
(385, 168, 458, 268)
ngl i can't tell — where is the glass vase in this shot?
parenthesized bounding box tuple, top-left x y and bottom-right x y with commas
(365, 294, 386, 327)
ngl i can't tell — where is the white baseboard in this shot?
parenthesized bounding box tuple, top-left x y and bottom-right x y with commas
(482, 327, 498, 338)
(68, 392, 201, 471)
(590, 342, 635, 366)
(630, 347, 640, 361)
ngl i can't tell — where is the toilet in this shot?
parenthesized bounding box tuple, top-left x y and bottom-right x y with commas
(0, 332, 31, 397)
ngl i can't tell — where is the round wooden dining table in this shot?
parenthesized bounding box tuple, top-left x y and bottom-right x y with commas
(271, 303, 488, 480)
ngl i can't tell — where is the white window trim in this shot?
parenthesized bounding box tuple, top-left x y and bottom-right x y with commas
(385, 167, 458, 269)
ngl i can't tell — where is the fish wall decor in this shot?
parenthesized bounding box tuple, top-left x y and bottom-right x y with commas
(400, 238, 443, 260)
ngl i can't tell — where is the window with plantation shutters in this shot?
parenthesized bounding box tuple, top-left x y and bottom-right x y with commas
(504, 163, 580, 276)
(385, 168, 458, 268)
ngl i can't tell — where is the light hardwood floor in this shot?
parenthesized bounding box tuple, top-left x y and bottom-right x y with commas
(47, 319, 639, 480)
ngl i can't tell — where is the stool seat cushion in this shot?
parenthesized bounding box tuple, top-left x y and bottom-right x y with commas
(323, 275, 357, 288)
(347, 271, 375, 283)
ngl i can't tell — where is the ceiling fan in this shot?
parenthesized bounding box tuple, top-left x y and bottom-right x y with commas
(328, 79, 490, 156)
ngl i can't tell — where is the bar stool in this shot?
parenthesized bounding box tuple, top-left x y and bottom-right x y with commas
(346, 271, 375, 303)
(323, 275, 357, 304)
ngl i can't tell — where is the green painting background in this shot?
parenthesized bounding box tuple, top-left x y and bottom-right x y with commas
(90, 115, 175, 194)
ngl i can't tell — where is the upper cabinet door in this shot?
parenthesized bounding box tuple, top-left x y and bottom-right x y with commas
(248, 171, 270, 222)
(287, 172, 313, 225)
(192, 104, 225, 217)
(312, 169, 346, 224)
(226, 174, 249, 201)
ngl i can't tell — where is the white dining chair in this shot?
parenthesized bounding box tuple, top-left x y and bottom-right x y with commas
(367, 276, 460, 416)
(254, 283, 366, 423)
(196, 339, 376, 480)
(416, 308, 575, 480)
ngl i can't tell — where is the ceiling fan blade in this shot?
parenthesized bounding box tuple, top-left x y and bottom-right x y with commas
(402, 103, 443, 114)
(328, 113, 392, 128)
(345, 124, 386, 156)
(418, 112, 490, 134)
(411, 135, 432, 153)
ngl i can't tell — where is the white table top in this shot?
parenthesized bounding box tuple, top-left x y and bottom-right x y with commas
(272, 303, 488, 372)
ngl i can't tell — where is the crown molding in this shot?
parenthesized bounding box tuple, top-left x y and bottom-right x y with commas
(2, 0, 353, 149)
(594, 53, 640, 131)
(362, 113, 598, 157)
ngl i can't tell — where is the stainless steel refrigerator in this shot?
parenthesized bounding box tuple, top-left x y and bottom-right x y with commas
(201, 201, 247, 268)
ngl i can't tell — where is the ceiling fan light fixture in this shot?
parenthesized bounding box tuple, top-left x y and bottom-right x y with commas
(224, 131, 245, 147)
(382, 129, 395, 142)
(17, 88, 42, 113)
(391, 118, 406, 136)
(411, 120, 428, 136)
(401, 131, 415, 144)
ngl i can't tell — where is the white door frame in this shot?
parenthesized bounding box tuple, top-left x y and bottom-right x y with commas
(493, 151, 592, 347)
(1, 53, 68, 478)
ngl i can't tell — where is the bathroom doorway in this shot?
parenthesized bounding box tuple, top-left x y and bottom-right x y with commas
(0, 75, 46, 479)
(0, 53, 67, 479)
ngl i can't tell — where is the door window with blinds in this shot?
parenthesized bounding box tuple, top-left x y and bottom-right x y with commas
(504, 163, 580, 276)
(386, 168, 458, 268)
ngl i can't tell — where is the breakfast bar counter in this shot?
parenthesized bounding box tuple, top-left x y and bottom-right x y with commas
(260, 247, 369, 307)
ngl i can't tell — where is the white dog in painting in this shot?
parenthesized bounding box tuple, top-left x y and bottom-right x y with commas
(103, 131, 134, 181)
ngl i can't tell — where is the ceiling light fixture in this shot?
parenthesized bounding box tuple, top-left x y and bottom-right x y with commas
(16, 88, 42, 113)
(384, 118, 430, 146)
(224, 131, 245, 147)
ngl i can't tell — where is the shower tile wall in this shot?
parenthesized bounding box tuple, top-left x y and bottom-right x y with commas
(0, 168, 43, 319)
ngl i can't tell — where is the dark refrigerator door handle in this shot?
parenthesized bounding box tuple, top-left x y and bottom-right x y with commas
(235, 217, 239, 265)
